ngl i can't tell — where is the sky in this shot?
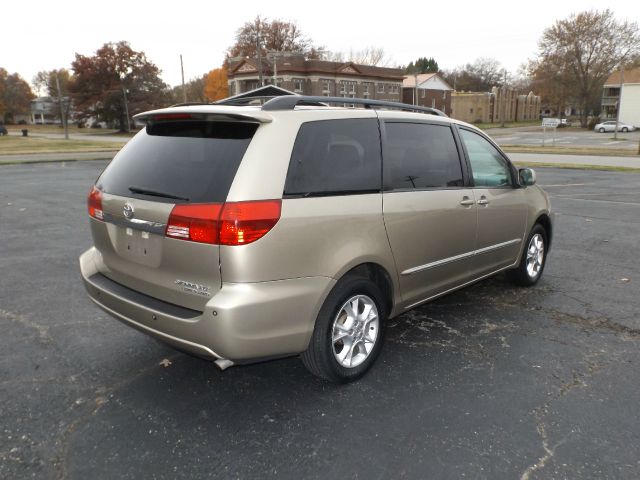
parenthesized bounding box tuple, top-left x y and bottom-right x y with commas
(3, 0, 639, 90)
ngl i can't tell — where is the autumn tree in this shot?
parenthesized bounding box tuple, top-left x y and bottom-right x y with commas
(531, 9, 640, 127)
(204, 68, 228, 101)
(33, 69, 73, 123)
(228, 16, 320, 60)
(405, 57, 439, 74)
(170, 75, 209, 104)
(0, 69, 34, 123)
(443, 58, 506, 92)
(70, 41, 169, 131)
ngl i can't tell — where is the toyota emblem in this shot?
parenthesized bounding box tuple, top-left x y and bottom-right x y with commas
(123, 202, 135, 219)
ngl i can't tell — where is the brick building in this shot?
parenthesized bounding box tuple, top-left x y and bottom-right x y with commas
(227, 54, 404, 102)
(451, 87, 540, 124)
(402, 73, 453, 115)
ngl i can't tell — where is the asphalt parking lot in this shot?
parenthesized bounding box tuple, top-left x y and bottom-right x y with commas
(2, 161, 640, 479)
(491, 126, 640, 150)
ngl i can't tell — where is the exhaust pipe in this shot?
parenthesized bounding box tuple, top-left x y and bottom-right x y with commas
(214, 358, 234, 371)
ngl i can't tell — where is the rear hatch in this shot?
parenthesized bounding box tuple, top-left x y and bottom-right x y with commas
(88, 114, 259, 310)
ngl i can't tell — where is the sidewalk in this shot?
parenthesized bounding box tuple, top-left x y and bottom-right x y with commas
(0, 151, 116, 165)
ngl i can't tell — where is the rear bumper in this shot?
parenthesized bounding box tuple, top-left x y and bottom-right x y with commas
(80, 247, 335, 362)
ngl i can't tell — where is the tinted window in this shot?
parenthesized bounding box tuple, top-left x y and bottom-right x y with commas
(383, 122, 463, 190)
(284, 119, 381, 196)
(97, 121, 257, 203)
(459, 129, 512, 187)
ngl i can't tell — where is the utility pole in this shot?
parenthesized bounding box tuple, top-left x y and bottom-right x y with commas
(55, 73, 68, 140)
(255, 25, 264, 87)
(180, 54, 187, 103)
(122, 86, 130, 133)
(501, 70, 507, 128)
(613, 66, 624, 140)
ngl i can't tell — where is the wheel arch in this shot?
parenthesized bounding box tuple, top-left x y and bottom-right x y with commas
(337, 262, 397, 318)
(534, 213, 552, 251)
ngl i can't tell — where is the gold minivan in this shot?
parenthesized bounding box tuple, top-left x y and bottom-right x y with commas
(80, 96, 552, 382)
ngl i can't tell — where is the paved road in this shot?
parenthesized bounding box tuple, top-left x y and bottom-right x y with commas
(2, 162, 640, 479)
(0, 151, 117, 165)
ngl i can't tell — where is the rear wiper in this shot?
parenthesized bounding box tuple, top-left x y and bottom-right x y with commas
(128, 186, 189, 201)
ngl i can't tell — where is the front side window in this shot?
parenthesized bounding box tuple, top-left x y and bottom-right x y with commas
(459, 129, 512, 187)
(383, 122, 463, 190)
(284, 119, 381, 196)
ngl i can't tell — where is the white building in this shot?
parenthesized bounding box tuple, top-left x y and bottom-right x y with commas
(602, 68, 640, 127)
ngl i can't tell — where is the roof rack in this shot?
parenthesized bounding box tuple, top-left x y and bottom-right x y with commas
(215, 95, 287, 106)
(261, 95, 447, 117)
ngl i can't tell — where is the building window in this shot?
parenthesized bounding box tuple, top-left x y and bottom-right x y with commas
(339, 82, 346, 94)
(322, 80, 331, 94)
(378, 83, 385, 93)
(349, 83, 356, 94)
(294, 79, 303, 92)
(390, 84, 399, 94)
(421, 89, 425, 98)
(363, 84, 370, 98)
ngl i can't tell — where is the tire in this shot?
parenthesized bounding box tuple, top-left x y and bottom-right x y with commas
(301, 276, 387, 382)
(599, 127, 605, 133)
(507, 224, 548, 287)
(622, 127, 628, 133)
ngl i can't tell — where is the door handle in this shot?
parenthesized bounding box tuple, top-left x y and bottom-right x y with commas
(459, 197, 475, 206)
(477, 196, 490, 205)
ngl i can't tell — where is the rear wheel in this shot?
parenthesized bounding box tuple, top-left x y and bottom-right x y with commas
(508, 224, 547, 286)
(622, 127, 629, 133)
(301, 276, 386, 382)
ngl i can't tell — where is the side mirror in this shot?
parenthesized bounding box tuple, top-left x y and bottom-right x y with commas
(519, 168, 536, 186)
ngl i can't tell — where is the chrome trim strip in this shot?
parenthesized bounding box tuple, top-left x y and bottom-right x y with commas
(401, 238, 521, 276)
(403, 259, 519, 310)
(103, 212, 167, 235)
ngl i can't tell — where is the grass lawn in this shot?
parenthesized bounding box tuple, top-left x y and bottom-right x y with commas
(5, 124, 137, 137)
(476, 120, 541, 130)
(0, 136, 126, 154)
(502, 145, 639, 157)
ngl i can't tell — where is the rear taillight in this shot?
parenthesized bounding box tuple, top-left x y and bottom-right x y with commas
(88, 186, 104, 221)
(219, 200, 282, 246)
(166, 203, 223, 244)
(164, 200, 281, 246)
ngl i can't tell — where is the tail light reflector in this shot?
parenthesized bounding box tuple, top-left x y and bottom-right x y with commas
(166, 203, 222, 244)
(219, 200, 282, 246)
(88, 186, 104, 221)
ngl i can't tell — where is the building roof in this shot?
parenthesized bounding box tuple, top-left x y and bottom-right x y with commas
(605, 67, 640, 86)
(403, 73, 453, 91)
(229, 56, 404, 81)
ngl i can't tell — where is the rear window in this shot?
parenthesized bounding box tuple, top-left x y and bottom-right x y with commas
(96, 121, 257, 203)
(283, 118, 381, 197)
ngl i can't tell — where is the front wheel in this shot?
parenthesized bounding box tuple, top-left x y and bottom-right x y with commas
(598, 127, 605, 133)
(508, 224, 548, 286)
(622, 127, 629, 133)
(301, 276, 386, 382)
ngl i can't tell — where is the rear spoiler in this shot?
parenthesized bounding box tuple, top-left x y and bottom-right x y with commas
(133, 107, 273, 124)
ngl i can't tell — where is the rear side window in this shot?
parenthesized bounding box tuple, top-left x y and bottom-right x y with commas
(383, 122, 463, 190)
(96, 121, 257, 203)
(284, 119, 381, 196)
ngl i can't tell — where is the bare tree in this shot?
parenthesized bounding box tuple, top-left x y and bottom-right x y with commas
(532, 9, 640, 127)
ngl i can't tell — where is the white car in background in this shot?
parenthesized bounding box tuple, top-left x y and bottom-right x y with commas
(594, 121, 636, 133)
